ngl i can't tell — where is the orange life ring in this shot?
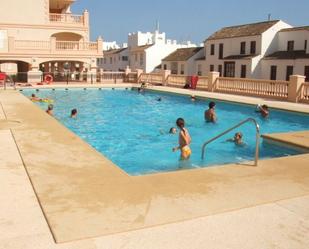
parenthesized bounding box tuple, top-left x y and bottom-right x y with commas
(44, 74, 53, 84)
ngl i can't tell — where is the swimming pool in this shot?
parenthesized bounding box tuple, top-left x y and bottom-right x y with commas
(22, 88, 309, 175)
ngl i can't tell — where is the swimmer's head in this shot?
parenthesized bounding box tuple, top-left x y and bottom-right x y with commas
(169, 127, 177, 134)
(157, 97, 162, 101)
(31, 94, 36, 97)
(209, 101, 216, 109)
(71, 108, 77, 116)
(235, 132, 242, 139)
(176, 118, 185, 129)
(262, 104, 269, 110)
(191, 95, 196, 101)
(47, 104, 53, 110)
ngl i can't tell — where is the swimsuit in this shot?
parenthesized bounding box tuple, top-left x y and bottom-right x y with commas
(181, 145, 192, 160)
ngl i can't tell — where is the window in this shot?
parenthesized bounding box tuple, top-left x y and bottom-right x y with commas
(210, 65, 214, 72)
(218, 65, 222, 76)
(163, 64, 167, 70)
(197, 64, 202, 76)
(119, 55, 121, 61)
(180, 64, 185, 74)
(122, 56, 128, 61)
(240, 42, 246, 54)
(305, 66, 309, 82)
(241, 65, 247, 78)
(224, 62, 235, 77)
(305, 40, 307, 50)
(286, 66, 294, 81)
(109, 57, 112, 64)
(270, 65, 277, 80)
(135, 54, 138, 62)
(219, 43, 224, 59)
(250, 41, 256, 54)
(171, 62, 178, 74)
(210, 44, 215, 55)
(103, 58, 106, 64)
(287, 41, 294, 51)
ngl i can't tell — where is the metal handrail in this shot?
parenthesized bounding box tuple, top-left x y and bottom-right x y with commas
(201, 118, 260, 166)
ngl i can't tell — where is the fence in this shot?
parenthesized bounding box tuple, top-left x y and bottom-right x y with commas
(166, 75, 189, 87)
(139, 73, 163, 85)
(216, 77, 289, 100)
(299, 83, 309, 104)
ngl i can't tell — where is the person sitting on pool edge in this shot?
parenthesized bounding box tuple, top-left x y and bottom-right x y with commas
(70, 109, 78, 118)
(256, 104, 269, 118)
(205, 101, 217, 123)
(173, 118, 192, 160)
(46, 104, 54, 116)
(226, 132, 244, 145)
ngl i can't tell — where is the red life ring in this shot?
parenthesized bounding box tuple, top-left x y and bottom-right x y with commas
(44, 74, 53, 84)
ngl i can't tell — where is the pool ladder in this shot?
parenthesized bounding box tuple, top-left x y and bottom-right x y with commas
(201, 118, 260, 166)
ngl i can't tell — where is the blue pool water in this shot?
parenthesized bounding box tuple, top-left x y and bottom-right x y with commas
(22, 88, 309, 175)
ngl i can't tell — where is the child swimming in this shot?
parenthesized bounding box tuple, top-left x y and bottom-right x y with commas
(172, 118, 192, 160)
(205, 101, 217, 123)
(46, 104, 54, 116)
(70, 109, 78, 118)
(256, 104, 269, 118)
(226, 132, 244, 145)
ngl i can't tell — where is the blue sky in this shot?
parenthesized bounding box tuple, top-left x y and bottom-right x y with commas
(72, 0, 309, 44)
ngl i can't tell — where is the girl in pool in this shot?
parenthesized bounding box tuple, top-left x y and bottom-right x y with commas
(173, 118, 192, 160)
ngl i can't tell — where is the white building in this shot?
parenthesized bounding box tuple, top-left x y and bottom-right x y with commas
(128, 30, 197, 72)
(98, 47, 129, 71)
(262, 26, 309, 81)
(103, 41, 120, 51)
(202, 20, 292, 78)
(161, 47, 204, 75)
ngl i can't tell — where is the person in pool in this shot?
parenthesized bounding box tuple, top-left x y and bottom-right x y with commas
(70, 108, 78, 118)
(46, 104, 54, 116)
(227, 132, 244, 145)
(30, 94, 41, 101)
(205, 101, 217, 123)
(172, 118, 192, 160)
(169, 127, 177, 134)
(256, 104, 269, 118)
(191, 95, 196, 101)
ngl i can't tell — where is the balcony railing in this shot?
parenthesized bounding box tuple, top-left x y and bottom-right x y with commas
(8, 37, 102, 56)
(49, 13, 87, 26)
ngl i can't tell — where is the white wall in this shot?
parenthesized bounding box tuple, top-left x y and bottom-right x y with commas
(261, 59, 309, 80)
(278, 30, 309, 51)
(261, 20, 292, 56)
(100, 49, 129, 71)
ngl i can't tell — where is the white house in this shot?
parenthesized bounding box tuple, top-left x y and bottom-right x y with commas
(127, 30, 197, 73)
(98, 47, 129, 71)
(202, 20, 292, 78)
(262, 26, 309, 81)
(161, 47, 204, 75)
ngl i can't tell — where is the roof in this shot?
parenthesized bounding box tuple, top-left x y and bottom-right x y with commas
(280, 26, 309, 32)
(130, 44, 153, 52)
(195, 56, 206, 61)
(223, 54, 258, 60)
(207, 20, 280, 41)
(103, 48, 127, 55)
(264, 50, 309, 60)
(162, 47, 204, 61)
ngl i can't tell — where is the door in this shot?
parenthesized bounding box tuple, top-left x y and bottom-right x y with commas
(224, 62, 235, 77)
(270, 65, 277, 80)
(286, 66, 294, 81)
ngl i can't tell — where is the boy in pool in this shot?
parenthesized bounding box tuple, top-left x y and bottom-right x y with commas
(227, 132, 244, 145)
(173, 118, 192, 160)
(70, 109, 78, 118)
(256, 104, 269, 118)
(205, 101, 217, 123)
(169, 127, 177, 134)
(30, 94, 41, 102)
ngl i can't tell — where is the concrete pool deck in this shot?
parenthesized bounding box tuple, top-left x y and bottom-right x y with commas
(1, 85, 309, 248)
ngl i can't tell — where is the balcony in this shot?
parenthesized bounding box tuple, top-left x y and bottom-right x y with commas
(49, 10, 89, 27)
(6, 37, 102, 57)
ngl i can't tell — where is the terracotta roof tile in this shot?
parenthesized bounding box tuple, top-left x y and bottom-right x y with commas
(207, 20, 280, 41)
(162, 47, 203, 61)
(264, 50, 309, 60)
